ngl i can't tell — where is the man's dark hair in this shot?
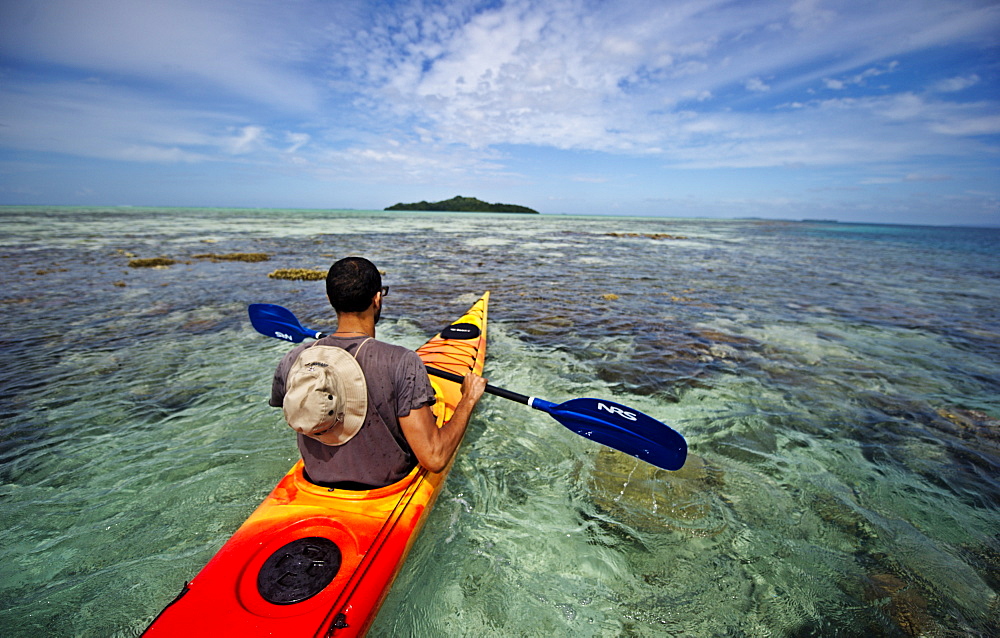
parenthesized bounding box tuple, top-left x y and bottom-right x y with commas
(326, 257, 382, 313)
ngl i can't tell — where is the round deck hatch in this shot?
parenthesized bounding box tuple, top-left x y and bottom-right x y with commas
(440, 323, 480, 340)
(257, 537, 341, 605)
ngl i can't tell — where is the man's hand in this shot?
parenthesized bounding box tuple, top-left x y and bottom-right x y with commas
(460, 372, 488, 406)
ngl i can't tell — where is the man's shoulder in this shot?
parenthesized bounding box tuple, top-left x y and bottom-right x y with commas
(370, 339, 417, 355)
(368, 339, 423, 367)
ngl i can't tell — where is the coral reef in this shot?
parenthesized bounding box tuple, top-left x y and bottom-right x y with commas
(128, 257, 176, 268)
(605, 232, 688, 240)
(268, 268, 327, 281)
(192, 253, 270, 262)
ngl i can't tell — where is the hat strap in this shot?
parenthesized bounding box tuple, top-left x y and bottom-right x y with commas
(352, 337, 372, 361)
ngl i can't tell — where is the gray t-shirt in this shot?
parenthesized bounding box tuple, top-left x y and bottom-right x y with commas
(270, 335, 436, 487)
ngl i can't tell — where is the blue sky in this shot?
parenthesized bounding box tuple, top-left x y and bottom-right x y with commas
(1, 0, 998, 225)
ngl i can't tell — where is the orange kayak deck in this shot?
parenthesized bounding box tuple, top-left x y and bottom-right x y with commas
(145, 292, 489, 637)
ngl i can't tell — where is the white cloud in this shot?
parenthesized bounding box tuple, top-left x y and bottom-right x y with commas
(0, 0, 321, 111)
(307, 140, 516, 186)
(226, 126, 265, 155)
(322, 0, 999, 164)
(681, 89, 714, 102)
(862, 92, 1000, 137)
(0, 81, 214, 162)
(821, 61, 899, 91)
(905, 173, 952, 182)
(657, 92, 1000, 170)
(932, 74, 981, 93)
(789, 0, 838, 31)
(930, 114, 1000, 136)
(119, 145, 202, 163)
(862, 173, 953, 185)
(0, 80, 309, 163)
(285, 133, 311, 154)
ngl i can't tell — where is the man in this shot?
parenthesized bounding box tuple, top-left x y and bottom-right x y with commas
(269, 256, 487, 489)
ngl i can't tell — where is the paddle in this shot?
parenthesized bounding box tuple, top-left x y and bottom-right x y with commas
(248, 303, 687, 471)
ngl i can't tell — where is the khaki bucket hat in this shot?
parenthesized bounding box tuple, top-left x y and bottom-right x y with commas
(282, 345, 368, 446)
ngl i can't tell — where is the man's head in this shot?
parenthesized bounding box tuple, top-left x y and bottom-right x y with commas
(326, 257, 382, 313)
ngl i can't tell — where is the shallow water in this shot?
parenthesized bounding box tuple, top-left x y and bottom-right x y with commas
(1, 207, 998, 636)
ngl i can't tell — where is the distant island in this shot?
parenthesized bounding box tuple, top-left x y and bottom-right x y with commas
(385, 195, 539, 214)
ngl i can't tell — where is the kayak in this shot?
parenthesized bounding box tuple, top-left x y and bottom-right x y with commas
(144, 292, 489, 637)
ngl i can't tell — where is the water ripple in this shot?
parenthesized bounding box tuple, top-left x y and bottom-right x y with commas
(1, 208, 997, 636)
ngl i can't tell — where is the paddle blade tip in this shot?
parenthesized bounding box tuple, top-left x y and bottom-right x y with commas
(247, 304, 310, 342)
(548, 397, 688, 471)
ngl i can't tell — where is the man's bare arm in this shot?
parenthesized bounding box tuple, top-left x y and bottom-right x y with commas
(398, 372, 487, 472)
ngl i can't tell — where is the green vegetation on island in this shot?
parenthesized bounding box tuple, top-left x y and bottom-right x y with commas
(385, 195, 539, 214)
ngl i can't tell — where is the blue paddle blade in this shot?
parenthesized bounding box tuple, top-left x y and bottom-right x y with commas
(247, 304, 321, 342)
(537, 397, 687, 471)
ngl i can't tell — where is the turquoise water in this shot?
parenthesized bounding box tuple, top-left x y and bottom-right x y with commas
(1, 207, 997, 636)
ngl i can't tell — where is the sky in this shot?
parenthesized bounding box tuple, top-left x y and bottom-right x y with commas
(1, 0, 998, 225)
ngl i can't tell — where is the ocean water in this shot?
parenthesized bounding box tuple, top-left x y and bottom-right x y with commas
(0, 207, 997, 637)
